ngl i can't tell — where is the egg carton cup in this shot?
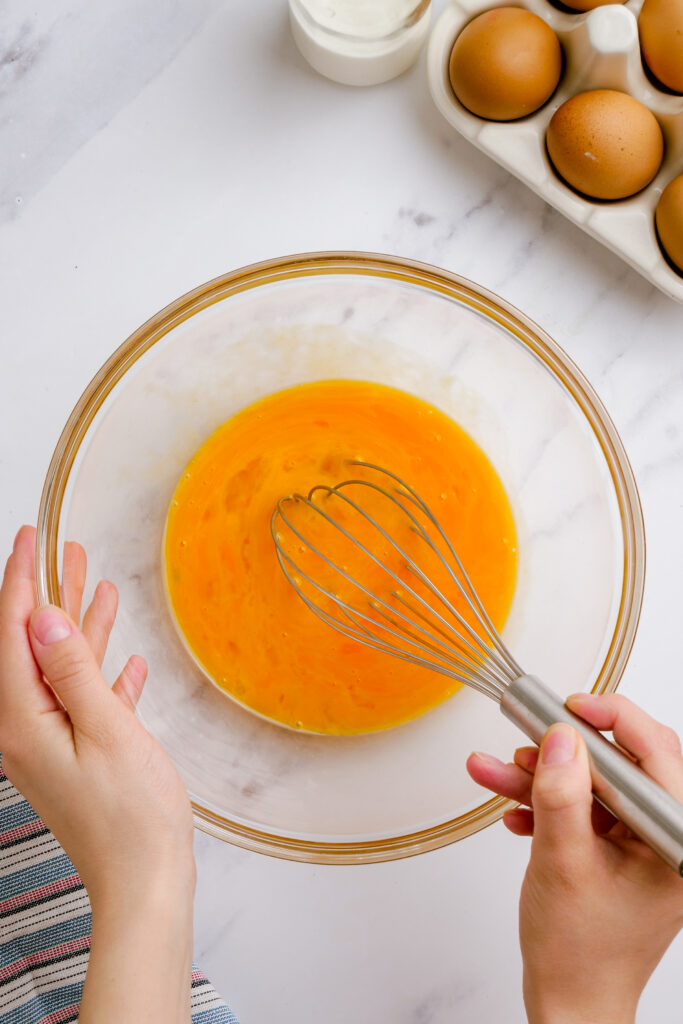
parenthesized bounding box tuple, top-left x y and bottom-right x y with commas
(427, 0, 683, 304)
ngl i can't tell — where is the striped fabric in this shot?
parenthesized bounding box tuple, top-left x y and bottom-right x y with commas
(0, 763, 238, 1024)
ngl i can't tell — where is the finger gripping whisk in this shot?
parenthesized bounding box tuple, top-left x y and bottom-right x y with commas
(272, 461, 683, 873)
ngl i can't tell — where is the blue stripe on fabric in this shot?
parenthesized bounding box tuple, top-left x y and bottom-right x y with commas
(0, 980, 82, 1024)
(1, 854, 75, 901)
(0, 801, 39, 835)
(0, 831, 61, 873)
(0, 911, 92, 968)
(0, 790, 237, 1023)
(191, 1008, 240, 1024)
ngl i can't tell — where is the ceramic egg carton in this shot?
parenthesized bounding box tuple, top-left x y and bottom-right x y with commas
(427, 0, 683, 304)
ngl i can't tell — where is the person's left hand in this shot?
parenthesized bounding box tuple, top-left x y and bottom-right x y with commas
(0, 525, 195, 908)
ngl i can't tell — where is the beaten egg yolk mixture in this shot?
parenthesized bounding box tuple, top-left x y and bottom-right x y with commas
(164, 380, 517, 734)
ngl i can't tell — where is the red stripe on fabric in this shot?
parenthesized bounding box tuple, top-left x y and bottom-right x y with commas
(0, 874, 82, 914)
(191, 969, 205, 982)
(0, 818, 47, 846)
(0, 935, 90, 982)
(0, 765, 6, 781)
(37, 1003, 81, 1024)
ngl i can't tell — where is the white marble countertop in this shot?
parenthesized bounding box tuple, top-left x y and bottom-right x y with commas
(2, 1, 683, 1021)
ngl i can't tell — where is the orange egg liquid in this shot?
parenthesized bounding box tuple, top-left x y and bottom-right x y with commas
(164, 380, 517, 734)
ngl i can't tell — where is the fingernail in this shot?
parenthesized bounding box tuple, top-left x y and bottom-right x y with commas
(514, 747, 539, 770)
(541, 724, 577, 765)
(471, 751, 501, 766)
(32, 608, 72, 645)
(566, 692, 598, 707)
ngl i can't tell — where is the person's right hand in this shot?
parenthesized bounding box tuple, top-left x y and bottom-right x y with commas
(467, 694, 683, 1024)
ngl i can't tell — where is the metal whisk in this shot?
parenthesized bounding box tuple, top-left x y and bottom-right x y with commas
(272, 461, 683, 873)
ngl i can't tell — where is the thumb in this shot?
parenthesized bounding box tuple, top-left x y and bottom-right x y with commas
(531, 723, 595, 862)
(29, 605, 111, 724)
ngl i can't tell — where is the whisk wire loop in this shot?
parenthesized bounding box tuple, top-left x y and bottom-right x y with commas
(275, 541, 502, 698)
(271, 462, 522, 701)
(332, 596, 505, 694)
(302, 481, 507, 677)
(274, 498, 499, 691)
(312, 476, 511, 679)
(383, 592, 511, 693)
(350, 462, 523, 680)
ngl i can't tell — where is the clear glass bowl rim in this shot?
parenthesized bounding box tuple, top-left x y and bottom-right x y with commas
(35, 251, 646, 864)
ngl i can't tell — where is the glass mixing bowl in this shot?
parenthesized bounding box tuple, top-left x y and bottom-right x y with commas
(36, 252, 645, 864)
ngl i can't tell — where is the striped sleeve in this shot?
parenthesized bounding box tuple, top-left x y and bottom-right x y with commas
(0, 762, 239, 1023)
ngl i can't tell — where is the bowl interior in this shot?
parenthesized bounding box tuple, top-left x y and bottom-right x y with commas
(41, 256, 643, 861)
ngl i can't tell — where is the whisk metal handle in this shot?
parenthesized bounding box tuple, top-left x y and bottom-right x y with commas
(500, 674, 683, 875)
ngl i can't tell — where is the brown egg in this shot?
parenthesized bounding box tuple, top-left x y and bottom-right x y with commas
(561, 0, 626, 10)
(656, 176, 683, 272)
(448, 7, 562, 122)
(639, 0, 683, 94)
(546, 90, 664, 200)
